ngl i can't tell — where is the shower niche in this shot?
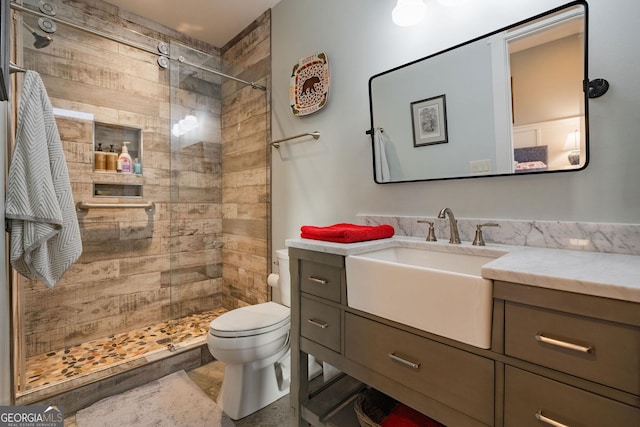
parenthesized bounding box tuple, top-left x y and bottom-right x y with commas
(92, 122, 143, 198)
(93, 122, 143, 175)
(93, 182, 143, 198)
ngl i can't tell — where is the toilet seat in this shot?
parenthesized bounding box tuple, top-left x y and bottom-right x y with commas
(210, 302, 290, 338)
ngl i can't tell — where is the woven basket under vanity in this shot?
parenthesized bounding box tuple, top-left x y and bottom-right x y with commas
(353, 389, 396, 427)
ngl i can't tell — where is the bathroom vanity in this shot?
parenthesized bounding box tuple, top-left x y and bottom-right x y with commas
(288, 240, 640, 427)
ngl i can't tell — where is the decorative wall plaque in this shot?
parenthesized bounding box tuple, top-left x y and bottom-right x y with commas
(289, 52, 329, 116)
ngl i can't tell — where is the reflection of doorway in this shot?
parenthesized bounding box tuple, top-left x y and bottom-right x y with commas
(508, 15, 585, 171)
(510, 31, 584, 125)
(490, 6, 586, 173)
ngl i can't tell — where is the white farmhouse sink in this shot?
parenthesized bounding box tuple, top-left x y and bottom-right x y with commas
(345, 246, 503, 348)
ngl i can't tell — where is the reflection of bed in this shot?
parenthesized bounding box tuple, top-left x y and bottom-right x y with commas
(514, 145, 548, 172)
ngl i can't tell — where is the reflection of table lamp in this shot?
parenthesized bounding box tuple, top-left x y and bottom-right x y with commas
(563, 130, 580, 165)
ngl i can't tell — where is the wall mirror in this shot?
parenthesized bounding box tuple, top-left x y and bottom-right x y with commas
(369, 1, 588, 183)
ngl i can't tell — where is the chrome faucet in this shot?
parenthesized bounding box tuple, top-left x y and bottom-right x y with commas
(437, 207, 461, 244)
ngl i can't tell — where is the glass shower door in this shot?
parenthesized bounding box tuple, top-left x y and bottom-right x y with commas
(166, 42, 225, 351)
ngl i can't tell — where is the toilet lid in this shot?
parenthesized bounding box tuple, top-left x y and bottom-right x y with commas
(210, 301, 290, 338)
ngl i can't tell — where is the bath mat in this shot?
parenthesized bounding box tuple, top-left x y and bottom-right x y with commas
(75, 370, 235, 427)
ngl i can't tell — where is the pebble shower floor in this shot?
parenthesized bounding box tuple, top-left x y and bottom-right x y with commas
(20, 308, 227, 393)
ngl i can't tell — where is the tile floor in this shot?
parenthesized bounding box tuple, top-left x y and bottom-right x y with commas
(63, 360, 292, 426)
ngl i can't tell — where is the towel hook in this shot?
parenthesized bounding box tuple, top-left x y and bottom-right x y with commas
(365, 127, 384, 135)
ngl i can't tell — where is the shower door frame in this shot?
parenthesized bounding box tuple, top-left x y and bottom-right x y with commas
(1, 0, 14, 406)
(167, 40, 227, 353)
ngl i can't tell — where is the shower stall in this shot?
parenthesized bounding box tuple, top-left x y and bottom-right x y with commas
(2, 0, 270, 408)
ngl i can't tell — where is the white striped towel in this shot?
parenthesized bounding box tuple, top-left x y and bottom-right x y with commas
(6, 71, 82, 288)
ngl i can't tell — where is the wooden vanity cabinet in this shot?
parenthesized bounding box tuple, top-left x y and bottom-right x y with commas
(504, 299, 640, 395)
(345, 313, 494, 425)
(504, 366, 639, 427)
(495, 281, 640, 427)
(290, 248, 348, 426)
(290, 248, 640, 427)
(290, 248, 494, 427)
(300, 297, 342, 352)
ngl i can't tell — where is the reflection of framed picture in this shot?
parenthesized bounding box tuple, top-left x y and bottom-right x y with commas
(411, 94, 448, 147)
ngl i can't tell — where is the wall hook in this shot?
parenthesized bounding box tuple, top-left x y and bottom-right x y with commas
(365, 127, 384, 135)
(588, 78, 609, 98)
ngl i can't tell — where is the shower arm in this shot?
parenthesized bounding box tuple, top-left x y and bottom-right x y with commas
(22, 21, 37, 35)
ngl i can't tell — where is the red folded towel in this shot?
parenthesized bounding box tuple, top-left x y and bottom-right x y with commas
(380, 403, 445, 427)
(300, 223, 394, 243)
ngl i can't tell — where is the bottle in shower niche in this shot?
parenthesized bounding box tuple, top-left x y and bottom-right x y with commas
(94, 143, 106, 171)
(118, 141, 132, 173)
(133, 158, 142, 176)
(106, 145, 118, 172)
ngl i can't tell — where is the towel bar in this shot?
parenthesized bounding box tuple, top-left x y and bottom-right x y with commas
(76, 201, 155, 212)
(9, 62, 27, 74)
(270, 131, 320, 148)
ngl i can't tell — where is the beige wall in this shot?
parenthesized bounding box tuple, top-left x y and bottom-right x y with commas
(220, 11, 272, 309)
(511, 34, 584, 125)
(15, 0, 227, 356)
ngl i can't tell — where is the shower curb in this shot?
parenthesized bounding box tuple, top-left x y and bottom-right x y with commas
(16, 343, 214, 415)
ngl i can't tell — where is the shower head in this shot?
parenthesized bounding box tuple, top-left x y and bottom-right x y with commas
(23, 22, 53, 49)
(33, 33, 53, 49)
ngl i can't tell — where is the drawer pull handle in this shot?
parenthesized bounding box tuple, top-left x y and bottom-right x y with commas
(535, 410, 570, 427)
(307, 318, 329, 329)
(308, 276, 328, 285)
(535, 333, 593, 354)
(388, 352, 421, 370)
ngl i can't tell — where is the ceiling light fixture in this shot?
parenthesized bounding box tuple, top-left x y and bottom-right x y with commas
(392, 0, 427, 27)
(437, 0, 464, 7)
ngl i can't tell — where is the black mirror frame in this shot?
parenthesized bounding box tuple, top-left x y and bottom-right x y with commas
(367, 0, 600, 184)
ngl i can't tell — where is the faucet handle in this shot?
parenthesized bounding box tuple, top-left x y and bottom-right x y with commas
(417, 220, 437, 242)
(472, 223, 500, 246)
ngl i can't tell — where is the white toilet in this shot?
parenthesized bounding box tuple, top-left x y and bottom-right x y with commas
(207, 249, 320, 420)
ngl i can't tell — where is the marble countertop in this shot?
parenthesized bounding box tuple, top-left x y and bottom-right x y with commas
(286, 236, 640, 303)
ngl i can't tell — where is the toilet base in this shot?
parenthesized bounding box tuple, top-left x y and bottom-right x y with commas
(218, 347, 290, 420)
(218, 350, 323, 420)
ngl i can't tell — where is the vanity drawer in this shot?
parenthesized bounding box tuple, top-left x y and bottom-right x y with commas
(345, 313, 494, 425)
(299, 259, 342, 303)
(300, 297, 341, 352)
(504, 302, 640, 395)
(505, 366, 640, 427)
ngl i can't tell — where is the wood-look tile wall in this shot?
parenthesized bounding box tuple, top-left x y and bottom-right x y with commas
(220, 11, 272, 309)
(15, 0, 234, 357)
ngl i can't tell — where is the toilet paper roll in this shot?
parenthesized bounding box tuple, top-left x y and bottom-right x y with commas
(267, 273, 279, 287)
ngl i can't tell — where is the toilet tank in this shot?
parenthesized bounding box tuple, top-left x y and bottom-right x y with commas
(274, 249, 291, 307)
